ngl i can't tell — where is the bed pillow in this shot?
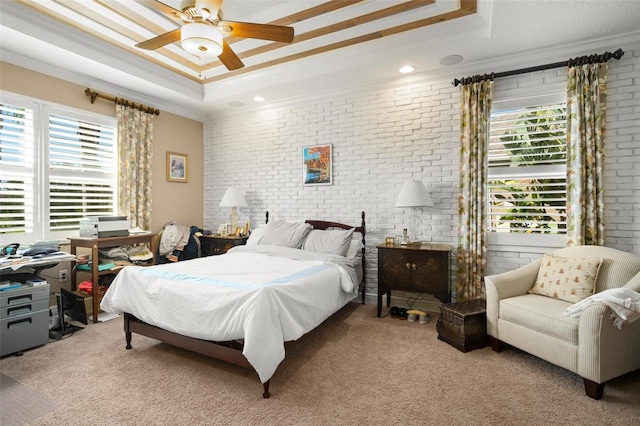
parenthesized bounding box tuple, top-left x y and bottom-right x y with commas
(258, 220, 313, 248)
(246, 225, 267, 246)
(346, 238, 364, 260)
(302, 228, 354, 257)
(528, 253, 603, 303)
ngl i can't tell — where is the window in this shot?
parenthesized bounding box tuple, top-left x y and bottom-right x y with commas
(0, 92, 117, 244)
(487, 93, 567, 244)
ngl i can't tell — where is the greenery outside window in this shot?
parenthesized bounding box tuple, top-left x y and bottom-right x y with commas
(488, 92, 568, 247)
(0, 92, 117, 244)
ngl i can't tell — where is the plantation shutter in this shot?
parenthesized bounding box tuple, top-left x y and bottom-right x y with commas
(48, 110, 117, 233)
(487, 101, 568, 234)
(0, 100, 36, 239)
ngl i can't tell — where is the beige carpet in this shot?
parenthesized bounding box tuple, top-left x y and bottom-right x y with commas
(0, 302, 638, 425)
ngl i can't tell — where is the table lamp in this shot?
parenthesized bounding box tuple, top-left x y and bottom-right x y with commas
(219, 187, 248, 232)
(395, 179, 433, 243)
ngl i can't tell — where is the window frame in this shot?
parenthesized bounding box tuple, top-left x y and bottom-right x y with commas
(0, 91, 118, 244)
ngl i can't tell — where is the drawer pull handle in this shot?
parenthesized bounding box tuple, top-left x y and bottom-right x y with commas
(7, 295, 32, 305)
(7, 317, 32, 329)
(412, 264, 417, 271)
(7, 305, 31, 316)
(405, 263, 411, 270)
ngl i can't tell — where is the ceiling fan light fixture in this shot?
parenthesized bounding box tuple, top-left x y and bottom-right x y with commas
(181, 22, 223, 57)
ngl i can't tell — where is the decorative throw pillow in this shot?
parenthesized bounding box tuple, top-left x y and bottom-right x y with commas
(529, 254, 603, 303)
(302, 228, 354, 257)
(258, 220, 313, 248)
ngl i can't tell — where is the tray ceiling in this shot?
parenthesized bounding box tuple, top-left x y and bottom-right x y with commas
(12, 0, 476, 84)
(2, 1, 640, 119)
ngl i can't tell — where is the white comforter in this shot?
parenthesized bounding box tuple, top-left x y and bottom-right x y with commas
(100, 245, 358, 383)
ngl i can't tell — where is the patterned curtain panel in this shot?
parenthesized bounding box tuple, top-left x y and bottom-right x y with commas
(457, 80, 493, 301)
(116, 104, 153, 230)
(566, 63, 607, 246)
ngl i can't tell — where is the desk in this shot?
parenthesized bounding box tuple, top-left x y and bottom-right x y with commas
(69, 234, 155, 323)
(0, 253, 75, 279)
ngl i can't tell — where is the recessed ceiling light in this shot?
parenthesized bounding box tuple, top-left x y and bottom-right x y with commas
(254, 96, 266, 102)
(439, 55, 464, 66)
(229, 101, 244, 107)
(398, 65, 415, 74)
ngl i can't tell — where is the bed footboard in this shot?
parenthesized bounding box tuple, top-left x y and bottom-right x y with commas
(123, 313, 271, 398)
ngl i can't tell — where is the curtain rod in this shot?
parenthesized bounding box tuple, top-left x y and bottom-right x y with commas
(452, 48, 625, 87)
(84, 88, 160, 116)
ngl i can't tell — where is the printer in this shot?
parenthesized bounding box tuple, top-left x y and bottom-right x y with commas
(79, 216, 130, 238)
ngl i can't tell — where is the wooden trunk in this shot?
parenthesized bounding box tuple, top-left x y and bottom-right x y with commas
(436, 298, 488, 352)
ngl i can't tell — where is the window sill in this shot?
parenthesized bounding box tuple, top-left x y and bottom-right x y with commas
(488, 233, 567, 254)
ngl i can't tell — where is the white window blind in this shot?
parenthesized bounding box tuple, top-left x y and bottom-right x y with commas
(0, 101, 35, 239)
(0, 92, 117, 243)
(48, 112, 117, 233)
(488, 100, 567, 235)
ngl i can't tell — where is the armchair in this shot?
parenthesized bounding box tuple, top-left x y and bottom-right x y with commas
(485, 245, 640, 399)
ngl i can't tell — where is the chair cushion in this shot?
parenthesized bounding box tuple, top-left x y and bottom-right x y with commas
(500, 294, 578, 344)
(529, 253, 602, 303)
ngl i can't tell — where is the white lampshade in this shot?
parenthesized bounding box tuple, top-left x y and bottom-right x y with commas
(395, 180, 433, 208)
(181, 22, 223, 57)
(219, 187, 248, 208)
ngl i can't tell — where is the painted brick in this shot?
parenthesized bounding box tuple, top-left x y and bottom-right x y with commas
(204, 44, 640, 302)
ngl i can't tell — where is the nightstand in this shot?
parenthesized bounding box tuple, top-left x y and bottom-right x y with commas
(200, 235, 249, 256)
(377, 242, 451, 317)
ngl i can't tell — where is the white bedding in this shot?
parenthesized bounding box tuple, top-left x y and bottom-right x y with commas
(100, 244, 359, 383)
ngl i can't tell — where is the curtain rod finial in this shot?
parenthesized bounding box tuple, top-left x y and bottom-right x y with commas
(84, 88, 98, 104)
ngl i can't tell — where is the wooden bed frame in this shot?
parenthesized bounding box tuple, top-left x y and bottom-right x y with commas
(123, 212, 366, 398)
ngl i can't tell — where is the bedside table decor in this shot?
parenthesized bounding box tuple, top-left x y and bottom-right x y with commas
(219, 187, 248, 233)
(394, 179, 433, 242)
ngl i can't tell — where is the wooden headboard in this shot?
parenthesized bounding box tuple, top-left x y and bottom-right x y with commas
(263, 211, 367, 304)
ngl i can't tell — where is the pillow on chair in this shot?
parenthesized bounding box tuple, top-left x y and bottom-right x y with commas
(529, 253, 603, 303)
(624, 271, 640, 292)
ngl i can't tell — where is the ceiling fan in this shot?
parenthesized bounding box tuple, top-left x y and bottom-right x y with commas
(136, 0, 295, 70)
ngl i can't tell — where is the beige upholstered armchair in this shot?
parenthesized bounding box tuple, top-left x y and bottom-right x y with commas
(485, 245, 640, 399)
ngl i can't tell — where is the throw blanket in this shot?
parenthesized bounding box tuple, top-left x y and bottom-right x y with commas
(564, 288, 640, 329)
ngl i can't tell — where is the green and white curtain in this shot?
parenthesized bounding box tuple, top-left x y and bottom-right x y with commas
(116, 103, 153, 231)
(457, 80, 493, 301)
(566, 63, 608, 246)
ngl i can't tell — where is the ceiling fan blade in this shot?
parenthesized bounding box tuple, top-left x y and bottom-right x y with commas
(220, 21, 294, 43)
(218, 39, 244, 70)
(138, 0, 188, 21)
(136, 28, 181, 50)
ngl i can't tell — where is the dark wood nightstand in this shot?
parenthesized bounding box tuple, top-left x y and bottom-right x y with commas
(377, 242, 451, 317)
(200, 235, 248, 256)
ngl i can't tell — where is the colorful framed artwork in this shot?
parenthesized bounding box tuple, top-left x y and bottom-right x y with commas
(303, 144, 332, 185)
(166, 152, 189, 183)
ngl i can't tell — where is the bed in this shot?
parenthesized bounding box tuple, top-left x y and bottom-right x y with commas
(100, 212, 366, 398)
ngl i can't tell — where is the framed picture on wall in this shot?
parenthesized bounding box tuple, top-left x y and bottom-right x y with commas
(166, 152, 189, 183)
(303, 144, 332, 185)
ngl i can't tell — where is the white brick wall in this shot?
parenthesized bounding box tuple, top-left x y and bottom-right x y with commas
(204, 43, 640, 301)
